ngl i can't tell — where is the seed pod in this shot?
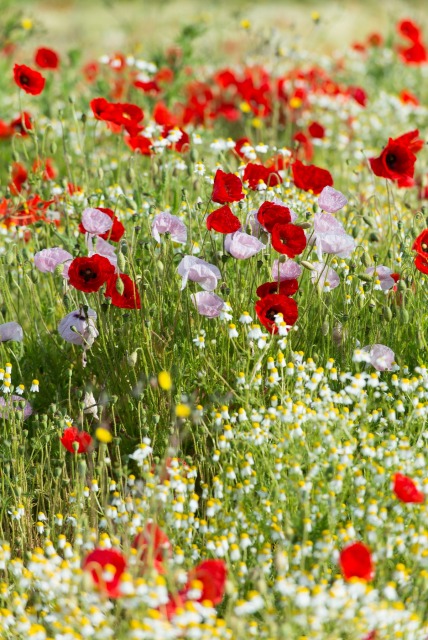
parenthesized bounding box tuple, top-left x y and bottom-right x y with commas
(117, 252, 126, 272)
(361, 252, 371, 267)
(321, 319, 329, 336)
(382, 306, 393, 321)
(399, 308, 409, 324)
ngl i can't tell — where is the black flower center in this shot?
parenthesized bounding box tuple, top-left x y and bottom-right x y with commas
(20, 74, 30, 86)
(266, 308, 278, 321)
(385, 152, 397, 168)
(79, 268, 97, 282)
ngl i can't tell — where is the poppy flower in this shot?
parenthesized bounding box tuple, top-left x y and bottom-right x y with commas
(83, 548, 127, 598)
(34, 47, 60, 69)
(255, 293, 298, 334)
(256, 279, 298, 298)
(363, 344, 395, 371)
(294, 131, 313, 162)
(271, 223, 307, 258)
(339, 542, 374, 581)
(177, 256, 221, 291)
(13, 64, 45, 95)
(79, 207, 124, 242)
(397, 19, 423, 43)
(211, 170, 245, 204)
(311, 262, 340, 291)
(9, 162, 28, 194)
(394, 473, 425, 503)
(312, 213, 355, 258)
(318, 186, 348, 213)
(90, 97, 112, 120)
(151, 212, 187, 244)
(105, 274, 141, 309)
(257, 201, 291, 233)
(272, 259, 302, 282)
(125, 134, 153, 155)
(132, 522, 172, 572)
(68, 255, 116, 293)
(33, 157, 56, 181)
(185, 559, 227, 605)
(34, 247, 73, 274)
(191, 291, 225, 318)
(243, 162, 282, 190)
(10, 112, 32, 136)
(291, 160, 333, 195)
(153, 101, 179, 127)
(58, 308, 98, 346)
(206, 205, 241, 233)
(224, 231, 264, 260)
(60, 426, 93, 453)
(369, 130, 423, 187)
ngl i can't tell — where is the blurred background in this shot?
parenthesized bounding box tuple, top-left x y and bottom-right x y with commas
(8, 0, 428, 60)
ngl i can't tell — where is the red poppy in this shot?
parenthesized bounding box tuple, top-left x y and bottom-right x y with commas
(256, 279, 298, 298)
(185, 559, 227, 605)
(339, 542, 374, 581)
(348, 86, 367, 107)
(0, 120, 12, 138)
(83, 548, 127, 599)
(60, 426, 93, 453)
(369, 130, 423, 187)
(13, 64, 45, 95)
(367, 32, 383, 47)
(293, 131, 313, 162)
(308, 121, 325, 139)
(162, 125, 190, 153)
(399, 89, 419, 106)
(9, 162, 28, 194)
(291, 160, 333, 195)
(243, 162, 282, 190)
(153, 101, 179, 127)
(79, 207, 124, 242)
(412, 229, 428, 256)
(90, 97, 112, 120)
(234, 137, 252, 158)
(33, 158, 56, 181)
(271, 223, 307, 258)
(255, 293, 298, 334)
(2, 195, 54, 227)
(126, 134, 153, 155)
(107, 102, 144, 135)
(397, 19, 423, 44)
(211, 170, 245, 204)
(105, 274, 141, 309)
(35, 47, 60, 70)
(68, 255, 116, 293)
(393, 473, 424, 503)
(206, 205, 241, 233)
(398, 41, 428, 65)
(10, 112, 32, 136)
(414, 254, 428, 274)
(132, 523, 171, 572)
(83, 61, 99, 83)
(257, 202, 291, 233)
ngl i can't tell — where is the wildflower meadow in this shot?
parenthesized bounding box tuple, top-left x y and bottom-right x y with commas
(0, 2, 428, 638)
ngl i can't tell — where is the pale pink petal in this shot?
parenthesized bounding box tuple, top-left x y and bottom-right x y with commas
(318, 186, 348, 213)
(177, 256, 221, 291)
(366, 266, 395, 291)
(58, 308, 99, 347)
(34, 247, 73, 273)
(0, 322, 23, 342)
(81, 207, 113, 235)
(224, 231, 264, 259)
(92, 237, 118, 270)
(0, 396, 32, 420)
(272, 259, 302, 281)
(151, 212, 187, 244)
(317, 233, 355, 258)
(311, 262, 340, 290)
(368, 344, 395, 371)
(191, 291, 224, 318)
(314, 213, 345, 235)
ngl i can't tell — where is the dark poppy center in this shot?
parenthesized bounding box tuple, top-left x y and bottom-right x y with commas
(266, 308, 278, 321)
(79, 267, 97, 282)
(385, 152, 397, 168)
(20, 74, 30, 86)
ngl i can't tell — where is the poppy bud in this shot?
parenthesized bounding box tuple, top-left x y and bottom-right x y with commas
(30, 269, 39, 283)
(358, 273, 372, 282)
(361, 252, 372, 267)
(127, 351, 138, 367)
(126, 167, 135, 183)
(117, 252, 126, 272)
(417, 330, 425, 350)
(363, 216, 376, 228)
(81, 113, 87, 124)
(50, 142, 57, 154)
(397, 279, 407, 292)
(301, 260, 316, 271)
(98, 168, 104, 180)
(383, 306, 393, 321)
(299, 222, 312, 230)
(321, 320, 329, 336)
(157, 260, 164, 273)
(399, 308, 409, 324)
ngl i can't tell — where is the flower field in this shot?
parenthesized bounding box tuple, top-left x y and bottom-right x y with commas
(0, 3, 428, 638)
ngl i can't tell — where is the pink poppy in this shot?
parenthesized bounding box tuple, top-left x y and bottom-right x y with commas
(58, 308, 99, 347)
(151, 212, 187, 244)
(318, 186, 348, 213)
(177, 256, 221, 291)
(0, 322, 23, 342)
(313, 213, 355, 258)
(81, 207, 113, 235)
(0, 395, 32, 420)
(311, 262, 340, 290)
(366, 266, 395, 291)
(34, 247, 73, 273)
(224, 231, 264, 259)
(90, 237, 118, 270)
(272, 259, 302, 281)
(191, 291, 225, 317)
(363, 344, 395, 371)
